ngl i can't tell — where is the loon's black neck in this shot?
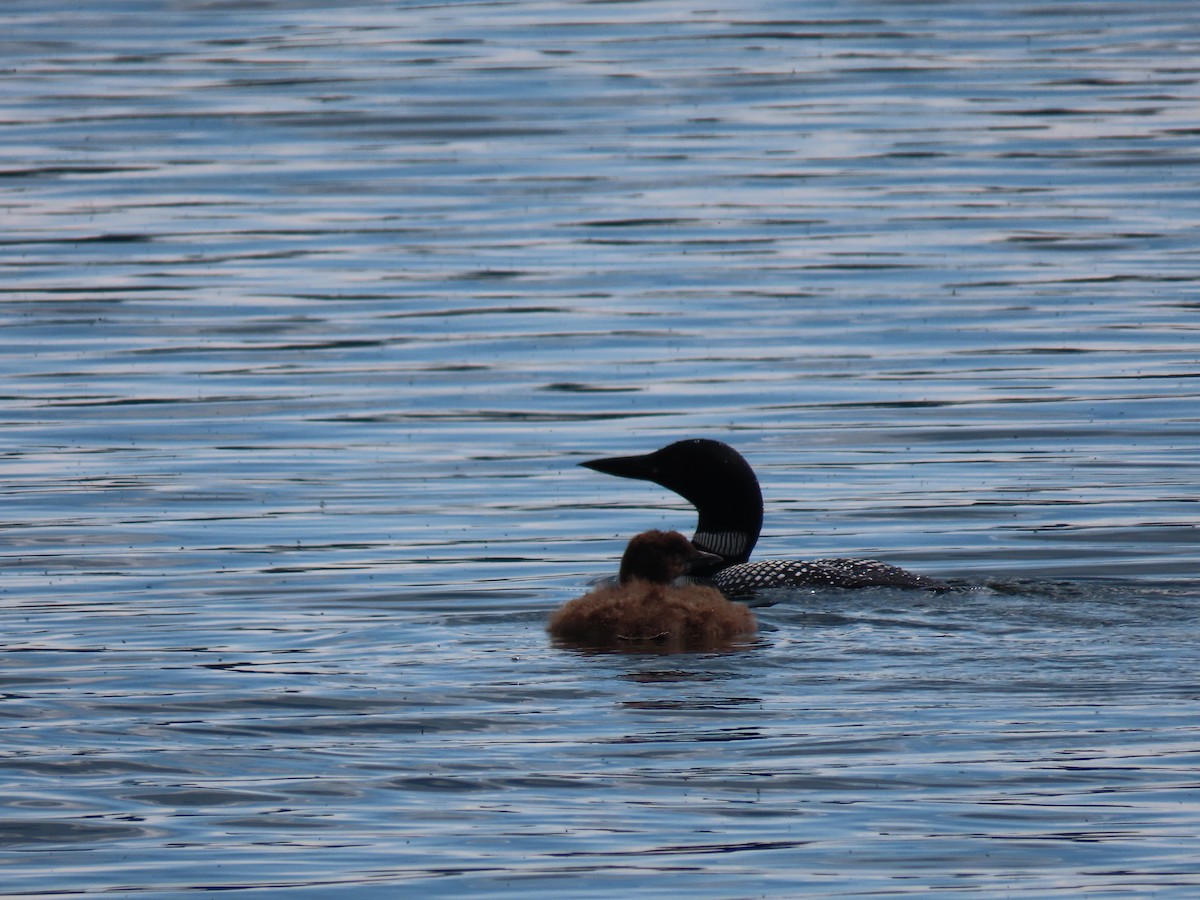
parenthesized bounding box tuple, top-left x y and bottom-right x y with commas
(580, 439, 764, 574)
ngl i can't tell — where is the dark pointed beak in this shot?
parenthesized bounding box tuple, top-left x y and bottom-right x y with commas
(579, 452, 658, 482)
(686, 548, 723, 573)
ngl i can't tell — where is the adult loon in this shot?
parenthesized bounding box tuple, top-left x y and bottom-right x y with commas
(548, 529, 757, 650)
(581, 439, 945, 594)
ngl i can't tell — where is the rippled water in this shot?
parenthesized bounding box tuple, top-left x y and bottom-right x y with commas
(4, 0, 1200, 895)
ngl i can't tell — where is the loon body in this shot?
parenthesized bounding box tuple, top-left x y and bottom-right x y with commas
(581, 439, 944, 594)
(548, 530, 757, 650)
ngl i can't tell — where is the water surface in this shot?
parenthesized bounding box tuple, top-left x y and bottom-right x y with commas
(3, 0, 1200, 895)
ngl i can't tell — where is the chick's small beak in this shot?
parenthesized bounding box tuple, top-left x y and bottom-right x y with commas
(685, 548, 723, 573)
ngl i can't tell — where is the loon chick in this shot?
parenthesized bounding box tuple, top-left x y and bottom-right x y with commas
(581, 439, 945, 594)
(548, 530, 757, 651)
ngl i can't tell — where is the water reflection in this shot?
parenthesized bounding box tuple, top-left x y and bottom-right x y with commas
(3, 0, 1200, 895)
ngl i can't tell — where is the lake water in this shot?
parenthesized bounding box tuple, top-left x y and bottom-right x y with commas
(3, 0, 1200, 895)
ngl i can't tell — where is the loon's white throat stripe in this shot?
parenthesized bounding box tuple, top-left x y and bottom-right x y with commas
(693, 530, 750, 560)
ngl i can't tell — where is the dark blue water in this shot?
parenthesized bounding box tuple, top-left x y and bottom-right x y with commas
(3, 0, 1200, 895)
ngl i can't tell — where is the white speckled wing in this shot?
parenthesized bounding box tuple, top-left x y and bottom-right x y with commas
(712, 558, 946, 594)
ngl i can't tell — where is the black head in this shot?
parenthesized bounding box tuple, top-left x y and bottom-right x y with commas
(617, 530, 722, 585)
(581, 439, 764, 541)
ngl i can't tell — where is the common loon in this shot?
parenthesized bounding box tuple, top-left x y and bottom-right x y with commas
(548, 529, 757, 650)
(581, 439, 945, 594)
